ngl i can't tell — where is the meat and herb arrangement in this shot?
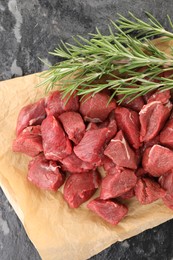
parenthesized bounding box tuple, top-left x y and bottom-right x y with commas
(11, 13, 173, 227)
(12, 85, 173, 226)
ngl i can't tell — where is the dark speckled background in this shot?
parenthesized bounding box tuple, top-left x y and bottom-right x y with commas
(1, 0, 173, 259)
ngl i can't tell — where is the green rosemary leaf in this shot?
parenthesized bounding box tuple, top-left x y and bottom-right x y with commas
(38, 12, 173, 103)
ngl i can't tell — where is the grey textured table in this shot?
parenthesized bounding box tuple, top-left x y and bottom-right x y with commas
(1, 1, 173, 259)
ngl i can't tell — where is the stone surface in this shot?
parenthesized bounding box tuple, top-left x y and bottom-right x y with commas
(1, 0, 173, 259)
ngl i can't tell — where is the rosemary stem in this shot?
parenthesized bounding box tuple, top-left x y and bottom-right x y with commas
(38, 12, 173, 103)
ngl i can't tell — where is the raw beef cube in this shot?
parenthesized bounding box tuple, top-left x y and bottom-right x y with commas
(79, 91, 116, 122)
(12, 126, 43, 157)
(45, 90, 79, 118)
(139, 101, 172, 142)
(159, 170, 173, 210)
(60, 152, 94, 173)
(86, 113, 117, 143)
(63, 170, 100, 208)
(106, 166, 124, 175)
(99, 112, 117, 143)
(102, 156, 125, 175)
(147, 89, 170, 104)
(142, 145, 173, 177)
(59, 112, 85, 144)
(135, 178, 165, 205)
(160, 119, 173, 149)
(74, 128, 108, 165)
(16, 98, 46, 136)
(100, 169, 137, 200)
(104, 130, 137, 169)
(41, 115, 72, 161)
(118, 188, 135, 200)
(116, 91, 144, 112)
(28, 154, 65, 191)
(87, 199, 128, 225)
(101, 156, 118, 175)
(115, 107, 140, 149)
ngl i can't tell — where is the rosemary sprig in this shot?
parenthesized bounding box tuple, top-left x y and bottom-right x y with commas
(116, 12, 173, 40)
(38, 13, 173, 102)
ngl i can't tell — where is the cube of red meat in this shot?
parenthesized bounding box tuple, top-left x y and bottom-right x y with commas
(12, 126, 43, 157)
(63, 170, 100, 208)
(142, 145, 173, 177)
(45, 90, 79, 119)
(59, 112, 85, 144)
(101, 156, 116, 175)
(60, 152, 94, 173)
(79, 91, 116, 122)
(116, 91, 144, 112)
(115, 107, 140, 149)
(28, 154, 65, 191)
(100, 169, 137, 200)
(86, 112, 117, 144)
(16, 98, 46, 136)
(104, 130, 137, 169)
(139, 101, 172, 142)
(159, 170, 173, 210)
(41, 115, 72, 161)
(147, 89, 170, 104)
(86, 112, 117, 143)
(160, 119, 173, 149)
(99, 112, 117, 143)
(74, 128, 108, 165)
(101, 156, 125, 175)
(118, 189, 135, 200)
(87, 199, 128, 225)
(134, 178, 165, 205)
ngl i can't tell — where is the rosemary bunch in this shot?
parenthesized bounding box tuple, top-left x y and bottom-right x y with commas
(38, 13, 173, 102)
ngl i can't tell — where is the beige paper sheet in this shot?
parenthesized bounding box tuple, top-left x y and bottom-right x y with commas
(1, 39, 173, 260)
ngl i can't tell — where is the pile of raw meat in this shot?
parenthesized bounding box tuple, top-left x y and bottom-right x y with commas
(12, 87, 173, 225)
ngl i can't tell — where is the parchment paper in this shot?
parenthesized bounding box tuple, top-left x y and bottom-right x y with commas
(1, 39, 173, 260)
